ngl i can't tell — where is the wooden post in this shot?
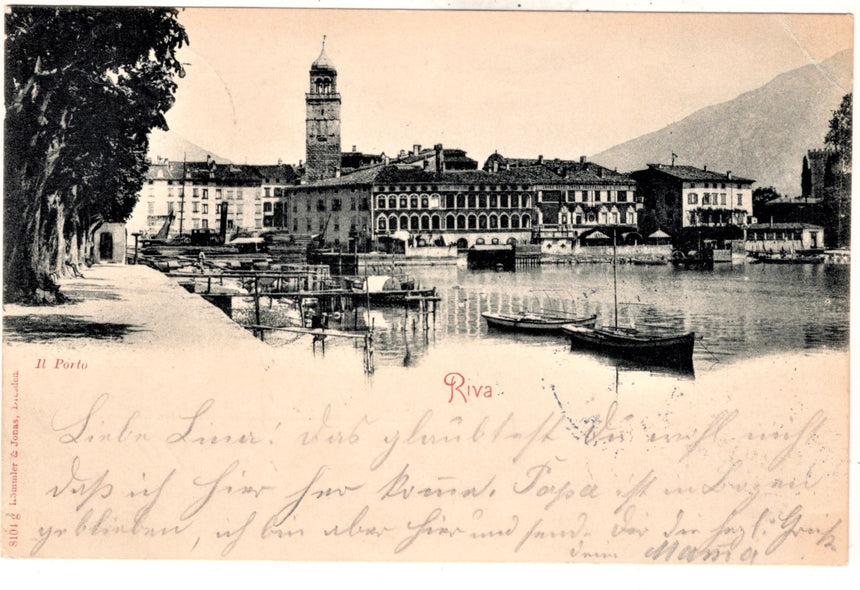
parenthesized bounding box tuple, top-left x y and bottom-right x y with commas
(254, 275, 262, 329)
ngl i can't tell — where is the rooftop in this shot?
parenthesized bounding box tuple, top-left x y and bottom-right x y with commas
(639, 163, 754, 184)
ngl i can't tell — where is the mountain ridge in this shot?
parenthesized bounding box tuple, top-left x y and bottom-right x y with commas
(591, 49, 853, 197)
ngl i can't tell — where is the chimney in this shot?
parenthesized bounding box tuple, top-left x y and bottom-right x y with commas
(598, 168, 604, 178)
(352, 145, 357, 152)
(580, 155, 587, 164)
(506, 163, 511, 171)
(492, 159, 499, 173)
(434, 144, 444, 174)
(703, 165, 707, 172)
(399, 149, 407, 159)
(277, 158, 283, 165)
(537, 155, 543, 164)
(383, 153, 390, 166)
(726, 171, 732, 179)
(423, 159, 429, 170)
(413, 144, 421, 156)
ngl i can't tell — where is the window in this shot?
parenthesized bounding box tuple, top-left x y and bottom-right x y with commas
(317, 199, 326, 212)
(226, 189, 234, 200)
(737, 193, 744, 206)
(167, 201, 174, 214)
(236, 204, 244, 215)
(350, 198, 356, 211)
(468, 195, 476, 208)
(446, 195, 455, 208)
(307, 220, 312, 231)
(456, 195, 465, 208)
(255, 204, 262, 215)
(410, 196, 418, 208)
(202, 189, 208, 200)
(192, 202, 199, 213)
(332, 199, 342, 211)
(721, 193, 727, 205)
(617, 191, 627, 202)
(215, 189, 222, 200)
(421, 197, 429, 208)
(334, 220, 340, 231)
(203, 204, 209, 214)
(478, 195, 487, 208)
(594, 191, 601, 202)
(378, 217, 387, 231)
(489, 195, 497, 208)
(192, 218, 200, 229)
(264, 187, 270, 197)
(167, 187, 174, 197)
(611, 212, 618, 224)
(500, 194, 509, 208)
(400, 196, 407, 208)
(202, 219, 208, 228)
(147, 202, 155, 214)
(360, 198, 369, 211)
(377, 196, 386, 209)
(575, 214, 582, 224)
(193, 187, 199, 198)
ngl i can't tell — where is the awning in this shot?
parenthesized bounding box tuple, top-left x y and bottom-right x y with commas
(391, 230, 410, 242)
(584, 230, 610, 240)
(648, 229, 672, 238)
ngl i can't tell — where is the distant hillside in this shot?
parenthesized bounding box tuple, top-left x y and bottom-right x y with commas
(147, 128, 231, 164)
(591, 50, 852, 197)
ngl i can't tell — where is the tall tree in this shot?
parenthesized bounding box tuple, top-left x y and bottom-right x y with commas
(4, 6, 187, 303)
(825, 93, 852, 168)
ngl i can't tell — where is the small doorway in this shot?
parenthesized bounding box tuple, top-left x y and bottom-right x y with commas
(99, 232, 114, 261)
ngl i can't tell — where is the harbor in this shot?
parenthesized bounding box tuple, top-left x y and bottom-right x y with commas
(38, 244, 846, 378)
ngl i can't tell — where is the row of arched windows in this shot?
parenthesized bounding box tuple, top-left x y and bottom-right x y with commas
(375, 193, 532, 210)
(377, 212, 532, 232)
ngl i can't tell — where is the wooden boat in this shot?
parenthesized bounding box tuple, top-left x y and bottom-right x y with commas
(562, 325, 695, 369)
(757, 253, 825, 264)
(566, 232, 695, 369)
(483, 311, 597, 334)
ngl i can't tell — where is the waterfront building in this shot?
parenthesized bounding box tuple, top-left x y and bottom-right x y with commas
(745, 222, 825, 254)
(255, 163, 301, 228)
(127, 157, 267, 239)
(484, 154, 641, 253)
(804, 149, 850, 248)
(370, 151, 535, 249)
(629, 163, 755, 239)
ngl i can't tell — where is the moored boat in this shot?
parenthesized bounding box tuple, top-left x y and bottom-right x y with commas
(483, 311, 597, 334)
(562, 325, 695, 369)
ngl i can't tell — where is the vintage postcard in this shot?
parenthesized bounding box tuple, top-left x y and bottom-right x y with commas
(1, 2, 854, 578)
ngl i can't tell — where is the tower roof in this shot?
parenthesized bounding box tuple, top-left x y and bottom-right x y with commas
(311, 37, 335, 71)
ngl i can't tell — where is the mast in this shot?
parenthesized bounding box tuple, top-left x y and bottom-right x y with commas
(612, 229, 618, 330)
(179, 152, 187, 236)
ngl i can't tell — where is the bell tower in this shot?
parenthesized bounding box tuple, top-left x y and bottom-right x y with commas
(305, 36, 341, 182)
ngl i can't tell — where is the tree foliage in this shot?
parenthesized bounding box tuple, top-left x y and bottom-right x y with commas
(825, 93, 852, 168)
(4, 6, 187, 303)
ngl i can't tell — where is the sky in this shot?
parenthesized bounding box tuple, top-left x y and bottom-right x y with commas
(161, 5, 854, 167)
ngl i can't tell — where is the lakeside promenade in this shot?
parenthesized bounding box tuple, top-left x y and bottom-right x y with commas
(2, 264, 268, 353)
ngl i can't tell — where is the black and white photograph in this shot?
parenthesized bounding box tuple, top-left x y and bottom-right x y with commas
(1, 2, 855, 587)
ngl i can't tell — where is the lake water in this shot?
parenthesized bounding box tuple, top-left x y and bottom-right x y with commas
(233, 262, 849, 379)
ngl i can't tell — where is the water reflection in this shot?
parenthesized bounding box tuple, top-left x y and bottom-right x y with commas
(232, 263, 849, 375)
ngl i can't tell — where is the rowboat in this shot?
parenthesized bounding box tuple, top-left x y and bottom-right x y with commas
(562, 325, 695, 368)
(483, 311, 597, 334)
(565, 231, 695, 369)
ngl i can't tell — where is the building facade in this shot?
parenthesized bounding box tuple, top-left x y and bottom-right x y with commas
(630, 163, 755, 238)
(127, 158, 268, 239)
(745, 223, 824, 254)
